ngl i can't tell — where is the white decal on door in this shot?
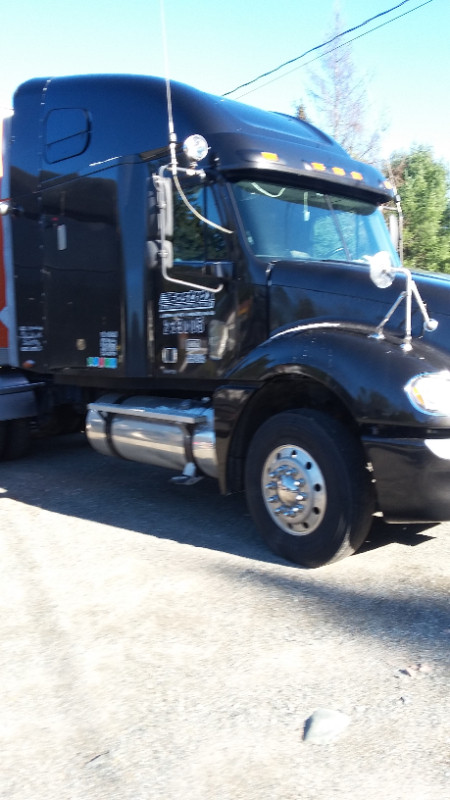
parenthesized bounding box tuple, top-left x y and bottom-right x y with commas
(159, 290, 215, 317)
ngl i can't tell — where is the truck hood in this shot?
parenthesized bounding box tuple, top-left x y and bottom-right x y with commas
(269, 260, 450, 357)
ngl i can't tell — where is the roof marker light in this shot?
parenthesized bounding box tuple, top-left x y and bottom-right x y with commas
(332, 166, 345, 176)
(351, 171, 363, 181)
(311, 162, 326, 171)
(261, 152, 279, 161)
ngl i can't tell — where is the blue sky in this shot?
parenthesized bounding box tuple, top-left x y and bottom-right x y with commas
(1, 0, 448, 167)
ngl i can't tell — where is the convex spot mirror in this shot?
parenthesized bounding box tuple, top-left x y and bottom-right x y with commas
(183, 134, 209, 165)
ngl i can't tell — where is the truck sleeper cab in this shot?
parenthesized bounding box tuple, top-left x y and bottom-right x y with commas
(2, 74, 450, 568)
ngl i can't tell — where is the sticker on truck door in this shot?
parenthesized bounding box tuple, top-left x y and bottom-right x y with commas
(19, 325, 44, 352)
(158, 290, 215, 317)
(159, 290, 215, 339)
(86, 330, 119, 368)
(162, 317, 205, 335)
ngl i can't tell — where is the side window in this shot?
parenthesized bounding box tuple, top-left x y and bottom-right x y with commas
(173, 183, 227, 262)
(45, 108, 90, 163)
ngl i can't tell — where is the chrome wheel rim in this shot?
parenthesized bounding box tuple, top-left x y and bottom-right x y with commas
(261, 444, 327, 536)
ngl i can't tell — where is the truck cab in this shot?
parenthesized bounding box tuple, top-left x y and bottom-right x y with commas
(2, 74, 450, 567)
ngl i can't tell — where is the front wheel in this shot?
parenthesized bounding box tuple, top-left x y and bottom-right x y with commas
(245, 410, 374, 568)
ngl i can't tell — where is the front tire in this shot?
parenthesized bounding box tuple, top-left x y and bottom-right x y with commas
(245, 410, 374, 568)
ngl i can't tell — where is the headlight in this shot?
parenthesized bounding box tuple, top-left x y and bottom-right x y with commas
(405, 371, 450, 416)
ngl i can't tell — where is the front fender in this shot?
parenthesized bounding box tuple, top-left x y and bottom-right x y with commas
(226, 323, 450, 428)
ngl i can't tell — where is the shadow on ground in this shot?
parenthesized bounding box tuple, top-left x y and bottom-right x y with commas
(2, 433, 449, 661)
(0, 432, 439, 565)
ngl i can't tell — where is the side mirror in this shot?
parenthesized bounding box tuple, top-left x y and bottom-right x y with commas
(151, 174, 173, 239)
(150, 174, 174, 272)
(389, 214, 399, 252)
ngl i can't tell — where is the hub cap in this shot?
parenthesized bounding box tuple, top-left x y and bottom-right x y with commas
(261, 444, 327, 536)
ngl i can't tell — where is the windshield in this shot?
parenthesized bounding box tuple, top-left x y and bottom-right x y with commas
(231, 179, 400, 266)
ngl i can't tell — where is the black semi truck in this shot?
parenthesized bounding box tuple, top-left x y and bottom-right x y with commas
(1, 74, 450, 567)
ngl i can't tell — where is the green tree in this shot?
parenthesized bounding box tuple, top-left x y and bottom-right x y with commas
(390, 146, 450, 273)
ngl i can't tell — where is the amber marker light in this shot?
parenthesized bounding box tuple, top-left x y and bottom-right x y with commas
(351, 171, 363, 181)
(332, 166, 345, 176)
(261, 152, 279, 161)
(311, 162, 326, 171)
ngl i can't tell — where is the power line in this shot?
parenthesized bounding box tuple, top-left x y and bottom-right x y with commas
(223, 0, 431, 98)
(234, 0, 435, 100)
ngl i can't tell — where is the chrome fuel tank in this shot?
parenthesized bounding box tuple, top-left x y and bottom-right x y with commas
(86, 395, 218, 478)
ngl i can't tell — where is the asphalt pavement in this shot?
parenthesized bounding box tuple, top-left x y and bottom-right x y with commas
(1, 433, 449, 800)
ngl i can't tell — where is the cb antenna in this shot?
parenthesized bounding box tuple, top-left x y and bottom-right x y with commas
(160, 0, 177, 175)
(157, 0, 233, 243)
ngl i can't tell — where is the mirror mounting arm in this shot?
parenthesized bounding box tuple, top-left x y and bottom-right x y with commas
(371, 265, 438, 350)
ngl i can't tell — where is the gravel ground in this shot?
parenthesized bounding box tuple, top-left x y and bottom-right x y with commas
(0, 433, 449, 800)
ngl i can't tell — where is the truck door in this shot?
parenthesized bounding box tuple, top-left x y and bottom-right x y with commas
(153, 178, 238, 380)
